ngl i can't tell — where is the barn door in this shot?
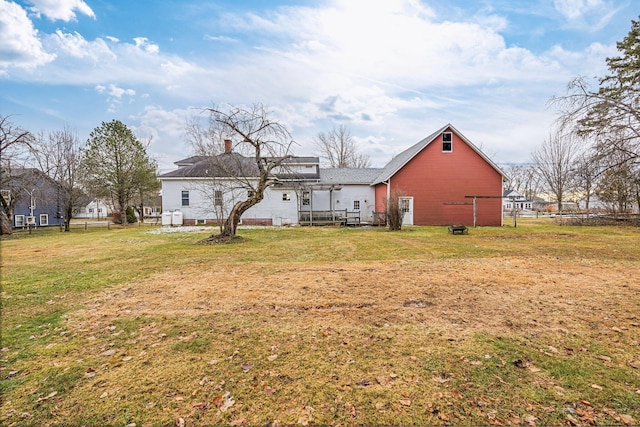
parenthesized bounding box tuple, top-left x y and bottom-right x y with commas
(399, 196, 413, 226)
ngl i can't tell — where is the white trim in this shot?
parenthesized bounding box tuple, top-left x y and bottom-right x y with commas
(39, 213, 49, 226)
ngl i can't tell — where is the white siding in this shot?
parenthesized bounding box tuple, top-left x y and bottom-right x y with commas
(161, 178, 300, 224)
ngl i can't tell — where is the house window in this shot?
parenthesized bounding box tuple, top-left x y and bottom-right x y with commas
(282, 193, 291, 201)
(181, 190, 189, 206)
(400, 199, 410, 213)
(15, 215, 25, 227)
(353, 200, 360, 210)
(214, 190, 223, 206)
(39, 214, 49, 226)
(89, 208, 94, 214)
(302, 191, 310, 206)
(442, 132, 452, 152)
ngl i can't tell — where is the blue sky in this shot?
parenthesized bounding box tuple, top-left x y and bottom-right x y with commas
(0, 0, 637, 172)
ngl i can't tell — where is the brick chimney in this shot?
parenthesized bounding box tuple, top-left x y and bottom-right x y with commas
(224, 139, 232, 153)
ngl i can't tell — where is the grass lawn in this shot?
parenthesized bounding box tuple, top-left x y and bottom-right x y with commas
(1, 220, 639, 426)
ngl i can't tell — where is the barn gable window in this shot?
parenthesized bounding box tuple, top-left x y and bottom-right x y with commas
(442, 133, 452, 152)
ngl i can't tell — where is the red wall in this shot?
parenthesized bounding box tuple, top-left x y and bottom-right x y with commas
(375, 128, 503, 226)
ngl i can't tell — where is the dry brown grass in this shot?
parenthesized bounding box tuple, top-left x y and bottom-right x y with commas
(2, 222, 639, 426)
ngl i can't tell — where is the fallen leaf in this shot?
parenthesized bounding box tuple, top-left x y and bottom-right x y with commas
(230, 417, 246, 426)
(591, 384, 603, 390)
(219, 391, 235, 412)
(619, 414, 636, 426)
(297, 416, 309, 426)
(566, 414, 579, 426)
(264, 386, 276, 395)
(627, 359, 640, 369)
(100, 392, 108, 398)
(176, 417, 185, 427)
(596, 355, 612, 362)
(524, 415, 537, 426)
(192, 402, 208, 411)
(357, 378, 371, 386)
(267, 354, 278, 361)
(211, 394, 223, 407)
(399, 399, 411, 407)
(241, 363, 254, 373)
(611, 327, 623, 333)
(101, 349, 116, 357)
(36, 391, 57, 402)
(376, 376, 393, 387)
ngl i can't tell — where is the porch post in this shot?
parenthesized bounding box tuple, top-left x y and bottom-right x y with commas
(473, 196, 477, 227)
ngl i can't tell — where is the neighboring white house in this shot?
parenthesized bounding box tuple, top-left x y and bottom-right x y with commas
(503, 190, 532, 211)
(75, 199, 113, 219)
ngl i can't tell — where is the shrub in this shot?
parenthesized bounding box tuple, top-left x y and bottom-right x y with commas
(125, 206, 138, 224)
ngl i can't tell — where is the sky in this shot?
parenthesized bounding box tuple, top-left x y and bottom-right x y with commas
(0, 0, 637, 172)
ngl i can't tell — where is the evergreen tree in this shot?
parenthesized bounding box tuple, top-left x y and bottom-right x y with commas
(81, 120, 156, 225)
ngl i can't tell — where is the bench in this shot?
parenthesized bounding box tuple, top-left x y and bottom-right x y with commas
(448, 224, 468, 235)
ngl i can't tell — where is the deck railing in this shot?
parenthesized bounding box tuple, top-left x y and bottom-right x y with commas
(298, 209, 361, 226)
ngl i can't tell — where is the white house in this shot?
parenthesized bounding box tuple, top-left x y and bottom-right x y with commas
(75, 199, 113, 220)
(503, 190, 532, 211)
(159, 144, 384, 226)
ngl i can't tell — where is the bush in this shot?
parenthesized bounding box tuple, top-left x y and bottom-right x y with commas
(112, 207, 138, 224)
(125, 206, 138, 224)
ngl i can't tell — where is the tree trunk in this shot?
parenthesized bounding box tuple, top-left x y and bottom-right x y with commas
(0, 210, 12, 235)
(64, 205, 73, 232)
(220, 198, 257, 237)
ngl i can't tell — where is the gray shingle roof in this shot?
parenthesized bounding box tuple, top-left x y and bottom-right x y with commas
(319, 168, 383, 184)
(159, 153, 260, 178)
(160, 154, 322, 180)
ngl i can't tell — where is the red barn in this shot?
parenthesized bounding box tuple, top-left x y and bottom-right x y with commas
(372, 124, 506, 226)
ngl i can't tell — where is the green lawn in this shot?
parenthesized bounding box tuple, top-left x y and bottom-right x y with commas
(1, 221, 639, 426)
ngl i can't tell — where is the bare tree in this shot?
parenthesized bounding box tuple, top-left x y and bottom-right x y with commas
(0, 115, 34, 234)
(198, 104, 296, 240)
(27, 126, 84, 231)
(503, 163, 543, 200)
(572, 149, 601, 211)
(314, 125, 371, 168)
(531, 129, 582, 212)
(385, 189, 406, 231)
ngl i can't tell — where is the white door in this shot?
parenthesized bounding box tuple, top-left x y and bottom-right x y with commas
(399, 197, 413, 226)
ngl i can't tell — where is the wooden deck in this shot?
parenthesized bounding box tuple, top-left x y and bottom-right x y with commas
(298, 210, 361, 226)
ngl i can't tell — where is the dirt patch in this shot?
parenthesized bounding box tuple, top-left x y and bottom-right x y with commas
(77, 256, 640, 339)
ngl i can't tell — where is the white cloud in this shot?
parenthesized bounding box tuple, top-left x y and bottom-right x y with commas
(133, 37, 159, 54)
(553, 0, 618, 30)
(51, 30, 115, 61)
(204, 35, 238, 43)
(27, 0, 95, 21)
(554, 0, 604, 20)
(0, 0, 55, 69)
(95, 83, 136, 112)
